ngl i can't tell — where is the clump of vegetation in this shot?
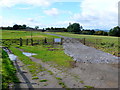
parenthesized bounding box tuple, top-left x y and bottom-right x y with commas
(44, 84, 48, 86)
(84, 85, 94, 88)
(58, 81, 66, 88)
(80, 81, 84, 84)
(47, 70, 53, 75)
(56, 77, 62, 80)
(32, 77, 39, 80)
(39, 79, 48, 82)
(2, 49, 19, 89)
(32, 74, 37, 77)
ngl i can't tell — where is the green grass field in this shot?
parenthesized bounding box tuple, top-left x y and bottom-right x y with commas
(1, 30, 59, 39)
(46, 32, 119, 56)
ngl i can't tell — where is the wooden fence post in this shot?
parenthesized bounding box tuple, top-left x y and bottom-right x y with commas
(83, 38, 85, 45)
(44, 38, 47, 44)
(20, 38, 22, 46)
(53, 38, 54, 45)
(26, 39, 28, 45)
(31, 39, 33, 46)
(61, 38, 63, 45)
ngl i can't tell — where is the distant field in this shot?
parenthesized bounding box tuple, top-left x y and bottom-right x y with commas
(46, 32, 119, 57)
(1, 30, 59, 39)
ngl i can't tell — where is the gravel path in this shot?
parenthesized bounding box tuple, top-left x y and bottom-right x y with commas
(63, 38, 118, 64)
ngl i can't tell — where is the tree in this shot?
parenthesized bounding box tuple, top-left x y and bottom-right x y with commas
(13, 24, 19, 30)
(94, 30, 108, 36)
(51, 27, 54, 30)
(94, 31, 104, 35)
(103, 32, 108, 36)
(67, 23, 81, 33)
(22, 24, 27, 29)
(109, 26, 120, 37)
(81, 30, 95, 35)
(35, 26, 39, 30)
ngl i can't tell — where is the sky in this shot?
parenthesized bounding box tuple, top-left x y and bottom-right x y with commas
(0, 0, 119, 30)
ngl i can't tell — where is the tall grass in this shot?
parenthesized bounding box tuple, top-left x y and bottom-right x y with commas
(2, 49, 19, 89)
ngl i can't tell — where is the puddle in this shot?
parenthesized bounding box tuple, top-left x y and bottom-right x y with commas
(3, 48, 17, 61)
(8, 54, 17, 61)
(54, 38, 61, 42)
(22, 52, 37, 57)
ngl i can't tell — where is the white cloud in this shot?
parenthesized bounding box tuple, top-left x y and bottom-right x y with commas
(44, 8, 59, 16)
(71, 0, 119, 29)
(0, 0, 52, 8)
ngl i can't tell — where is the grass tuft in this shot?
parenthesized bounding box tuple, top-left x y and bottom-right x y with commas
(32, 77, 39, 80)
(84, 85, 94, 88)
(39, 79, 48, 82)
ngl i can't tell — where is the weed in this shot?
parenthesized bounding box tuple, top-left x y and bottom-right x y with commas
(84, 85, 94, 88)
(80, 81, 84, 84)
(56, 77, 62, 80)
(39, 79, 48, 82)
(47, 70, 53, 75)
(58, 81, 66, 88)
(32, 77, 39, 80)
(44, 84, 48, 86)
(32, 74, 37, 77)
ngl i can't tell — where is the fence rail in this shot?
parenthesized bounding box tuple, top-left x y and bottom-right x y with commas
(0, 38, 63, 47)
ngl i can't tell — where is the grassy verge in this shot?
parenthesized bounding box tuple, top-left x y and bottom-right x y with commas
(20, 45, 73, 67)
(46, 32, 119, 56)
(9, 47, 44, 75)
(1, 49, 19, 89)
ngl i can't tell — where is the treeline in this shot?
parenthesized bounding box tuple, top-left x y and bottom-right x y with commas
(46, 27, 67, 32)
(1, 23, 120, 37)
(66, 23, 120, 37)
(2, 24, 27, 30)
